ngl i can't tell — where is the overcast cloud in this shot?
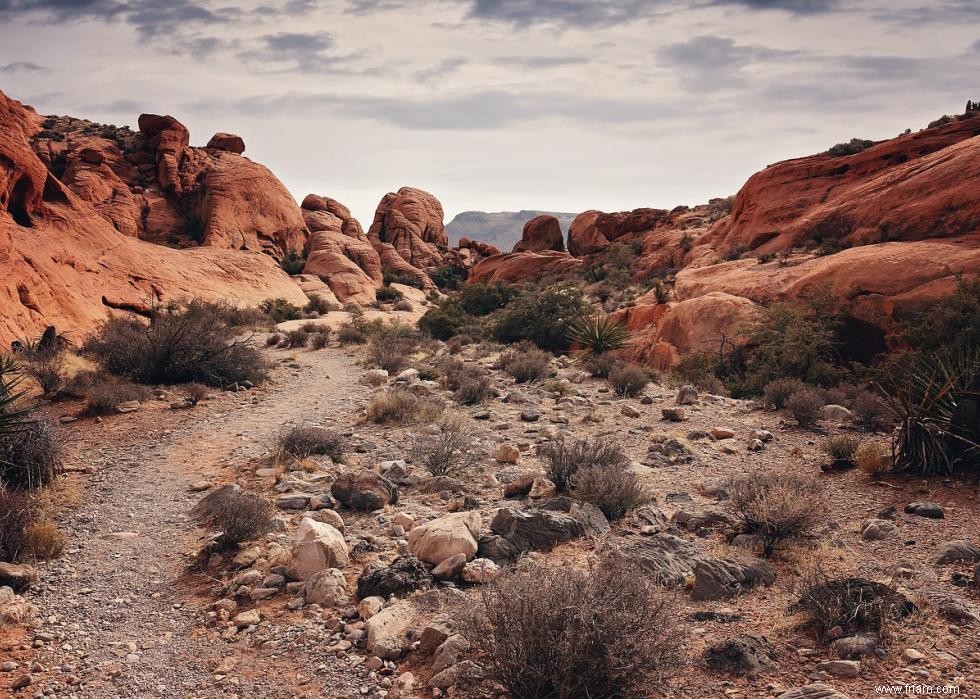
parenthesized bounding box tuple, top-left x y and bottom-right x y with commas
(0, 0, 976, 224)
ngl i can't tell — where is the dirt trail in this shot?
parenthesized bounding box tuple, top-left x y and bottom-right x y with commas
(6, 348, 366, 698)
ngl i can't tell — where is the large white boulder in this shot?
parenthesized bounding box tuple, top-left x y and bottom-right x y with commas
(288, 517, 349, 581)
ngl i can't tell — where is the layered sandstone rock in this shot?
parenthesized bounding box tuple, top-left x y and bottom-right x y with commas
(467, 250, 584, 284)
(368, 187, 448, 269)
(301, 194, 381, 305)
(0, 90, 307, 345)
(512, 215, 565, 253)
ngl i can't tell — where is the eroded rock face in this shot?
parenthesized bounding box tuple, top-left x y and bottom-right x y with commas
(368, 186, 448, 269)
(467, 250, 584, 284)
(0, 90, 308, 346)
(513, 215, 565, 253)
(206, 132, 245, 154)
(567, 208, 669, 257)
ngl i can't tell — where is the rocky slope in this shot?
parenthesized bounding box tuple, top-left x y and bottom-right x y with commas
(445, 210, 577, 250)
(0, 90, 309, 345)
(469, 114, 980, 367)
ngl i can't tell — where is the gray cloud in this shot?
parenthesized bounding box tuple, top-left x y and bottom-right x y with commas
(238, 30, 373, 73)
(0, 0, 230, 36)
(874, 1, 980, 25)
(414, 57, 468, 84)
(492, 55, 590, 68)
(0, 60, 47, 72)
(218, 89, 683, 129)
(659, 35, 801, 90)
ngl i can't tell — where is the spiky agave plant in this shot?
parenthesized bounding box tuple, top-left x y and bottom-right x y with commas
(0, 355, 31, 434)
(568, 314, 630, 355)
(878, 350, 980, 475)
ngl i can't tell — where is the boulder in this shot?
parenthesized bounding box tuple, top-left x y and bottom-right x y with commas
(0, 563, 37, 593)
(331, 470, 398, 511)
(610, 533, 704, 588)
(365, 600, 416, 660)
(206, 132, 245, 154)
(407, 513, 480, 565)
(704, 633, 777, 676)
(368, 186, 448, 269)
(512, 215, 565, 253)
(0, 586, 33, 626)
(860, 519, 897, 541)
(904, 501, 944, 519)
(487, 507, 584, 557)
(287, 517, 349, 581)
(691, 556, 776, 601)
(357, 555, 432, 600)
(934, 540, 980, 564)
(305, 568, 348, 607)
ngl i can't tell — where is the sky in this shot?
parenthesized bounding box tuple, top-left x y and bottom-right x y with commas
(1, 0, 978, 226)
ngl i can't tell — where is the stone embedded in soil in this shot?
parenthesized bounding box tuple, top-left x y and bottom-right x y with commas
(704, 633, 778, 676)
(662, 407, 687, 422)
(407, 513, 480, 565)
(676, 385, 699, 405)
(357, 555, 432, 599)
(905, 501, 944, 519)
(934, 540, 980, 564)
(777, 683, 852, 699)
(288, 517, 350, 580)
(331, 470, 399, 511)
(484, 507, 585, 558)
(691, 556, 776, 601)
(860, 519, 897, 541)
(0, 563, 37, 593)
(815, 660, 861, 677)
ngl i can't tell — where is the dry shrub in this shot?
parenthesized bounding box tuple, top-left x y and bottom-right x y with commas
(729, 469, 826, 557)
(365, 388, 442, 425)
(84, 379, 152, 415)
(581, 350, 618, 379)
(393, 299, 414, 312)
(19, 347, 67, 396)
(854, 441, 891, 475)
(820, 434, 861, 462)
(608, 363, 649, 397)
(285, 329, 310, 348)
(786, 389, 825, 428)
(411, 413, 481, 477)
(184, 383, 209, 405)
(763, 378, 806, 409)
(498, 342, 551, 383)
(22, 521, 66, 560)
(309, 330, 331, 350)
(439, 358, 493, 405)
(266, 333, 283, 347)
(792, 568, 916, 644)
(338, 320, 369, 344)
(83, 299, 269, 387)
(0, 487, 35, 560)
(367, 325, 421, 374)
(542, 379, 574, 397)
(304, 294, 336, 316)
(852, 391, 890, 432)
(275, 424, 347, 462)
(192, 485, 273, 550)
(571, 463, 649, 520)
(460, 559, 683, 699)
(539, 434, 629, 493)
(0, 419, 64, 489)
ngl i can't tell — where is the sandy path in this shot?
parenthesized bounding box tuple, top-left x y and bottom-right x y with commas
(6, 347, 366, 698)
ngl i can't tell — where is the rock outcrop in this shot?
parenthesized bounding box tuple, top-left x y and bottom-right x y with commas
(0, 90, 308, 345)
(467, 250, 583, 284)
(512, 215, 565, 253)
(368, 187, 448, 269)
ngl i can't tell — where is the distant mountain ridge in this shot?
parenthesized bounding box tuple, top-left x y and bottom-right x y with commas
(446, 210, 578, 251)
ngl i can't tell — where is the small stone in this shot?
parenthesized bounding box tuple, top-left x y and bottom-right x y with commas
(620, 405, 641, 418)
(116, 400, 140, 413)
(904, 501, 944, 519)
(901, 648, 925, 663)
(676, 385, 698, 405)
(710, 427, 735, 440)
(815, 660, 860, 678)
(520, 406, 541, 422)
(232, 609, 260, 627)
(661, 408, 686, 422)
(494, 444, 520, 464)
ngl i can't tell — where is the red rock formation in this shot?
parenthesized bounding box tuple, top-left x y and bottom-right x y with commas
(368, 187, 448, 269)
(567, 208, 670, 257)
(206, 132, 245, 155)
(467, 251, 583, 284)
(301, 194, 382, 305)
(513, 215, 565, 253)
(704, 115, 980, 255)
(0, 90, 307, 345)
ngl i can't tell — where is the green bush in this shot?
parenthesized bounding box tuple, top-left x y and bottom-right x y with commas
(825, 138, 875, 157)
(457, 283, 519, 316)
(280, 250, 306, 275)
(430, 265, 467, 290)
(376, 286, 403, 303)
(608, 363, 649, 397)
(498, 342, 551, 383)
(492, 284, 587, 353)
(418, 301, 471, 341)
(383, 270, 424, 289)
(260, 297, 303, 323)
(568, 315, 629, 355)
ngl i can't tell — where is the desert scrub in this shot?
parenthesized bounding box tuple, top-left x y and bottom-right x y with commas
(275, 424, 347, 462)
(0, 418, 65, 490)
(851, 391, 890, 431)
(763, 378, 807, 409)
(83, 299, 269, 387)
(192, 485, 274, 550)
(819, 434, 861, 465)
(786, 388, 825, 428)
(729, 469, 826, 557)
(460, 559, 682, 699)
(567, 314, 629, 355)
(854, 441, 891, 476)
(365, 388, 442, 425)
(260, 297, 303, 323)
(608, 363, 649, 397)
(84, 379, 152, 415)
(411, 413, 481, 477)
(581, 351, 617, 378)
(491, 283, 588, 353)
(539, 434, 629, 493)
(498, 342, 551, 383)
(571, 462, 649, 520)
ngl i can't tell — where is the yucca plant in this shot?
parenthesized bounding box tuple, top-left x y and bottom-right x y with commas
(0, 355, 31, 435)
(568, 314, 630, 355)
(878, 350, 980, 475)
